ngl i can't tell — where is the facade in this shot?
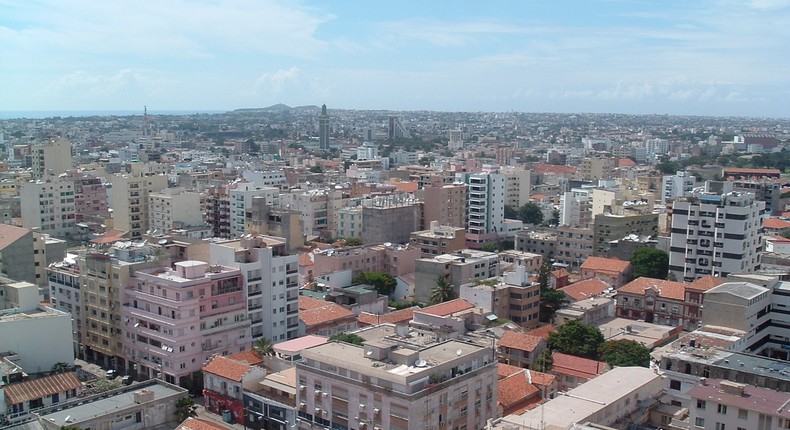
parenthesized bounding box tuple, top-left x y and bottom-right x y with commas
(559, 190, 592, 228)
(298, 296, 357, 336)
(148, 187, 203, 233)
(502, 167, 532, 208)
(578, 157, 614, 181)
(661, 171, 696, 204)
(2, 372, 82, 422)
(0, 224, 35, 284)
(554, 226, 594, 272)
(337, 206, 363, 240)
(421, 183, 467, 229)
(414, 249, 499, 304)
(514, 230, 556, 257)
(20, 178, 77, 239)
(244, 195, 304, 252)
(496, 331, 546, 368)
(124, 261, 250, 389)
(687, 380, 790, 430)
(202, 354, 267, 426)
(47, 253, 83, 355)
(0, 302, 74, 375)
(312, 243, 420, 279)
(361, 196, 421, 245)
(110, 173, 169, 239)
(701, 280, 772, 347)
(31, 138, 73, 178)
(615, 277, 713, 330)
(456, 168, 506, 242)
(460, 266, 541, 327)
(668, 190, 766, 282)
(296, 333, 498, 430)
(410, 222, 466, 258)
(209, 236, 300, 343)
(229, 182, 279, 238)
(592, 212, 658, 257)
(67, 171, 109, 222)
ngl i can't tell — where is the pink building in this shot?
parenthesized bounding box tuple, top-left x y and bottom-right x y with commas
(312, 244, 419, 278)
(66, 170, 109, 222)
(123, 261, 250, 390)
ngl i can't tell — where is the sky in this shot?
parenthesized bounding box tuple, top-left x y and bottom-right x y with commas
(2, 0, 789, 117)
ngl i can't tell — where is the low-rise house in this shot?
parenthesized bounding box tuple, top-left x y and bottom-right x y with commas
(357, 306, 417, 327)
(298, 296, 357, 336)
(410, 298, 475, 334)
(202, 355, 267, 426)
(497, 330, 546, 368)
(2, 372, 82, 422)
(551, 352, 609, 391)
(615, 277, 689, 328)
(580, 256, 632, 288)
(497, 370, 541, 416)
(560, 278, 611, 302)
(687, 380, 790, 430)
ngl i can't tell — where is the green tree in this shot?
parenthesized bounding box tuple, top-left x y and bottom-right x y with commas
(504, 204, 519, 220)
(537, 260, 552, 291)
(430, 275, 456, 304)
(253, 338, 274, 357)
(329, 333, 365, 346)
(343, 237, 363, 246)
(599, 339, 651, 368)
(309, 164, 323, 173)
(530, 349, 553, 371)
(51, 362, 71, 374)
(518, 203, 544, 225)
(548, 320, 605, 360)
(481, 243, 499, 253)
(175, 397, 198, 422)
(539, 289, 568, 323)
(630, 247, 669, 280)
(354, 272, 397, 296)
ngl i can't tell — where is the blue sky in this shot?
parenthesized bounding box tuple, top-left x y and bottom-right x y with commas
(2, 0, 789, 117)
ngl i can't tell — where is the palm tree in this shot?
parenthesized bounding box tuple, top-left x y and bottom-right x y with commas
(430, 275, 456, 304)
(175, 397, 198, 422)
(253, 338, 274, 357)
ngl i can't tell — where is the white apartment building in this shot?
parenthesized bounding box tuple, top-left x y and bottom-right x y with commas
(456, 168, 506, 241)
(668, 190, 766, 282)
(688, 380, 790, 430)
(110, 173, 168, 239)
(242, 169, 288, 190)
(559, 190, 592, 227)
(210, 236, 300, 343)
(296, 326, 498, 430)
(31, 138, 73, 178)
(502, 167, 532, 209)
(20, 178, 76, 239)
(662, 171, 696, 203)
(228, 182, 279, 238)
(337, 206, 363, 240)
(148, 187, 203, 233)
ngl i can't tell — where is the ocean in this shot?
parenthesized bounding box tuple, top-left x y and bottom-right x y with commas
(0, 110, 225, 120)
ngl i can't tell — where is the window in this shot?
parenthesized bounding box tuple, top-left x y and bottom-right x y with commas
(695, 417, 705, 427)
(738, 409, 748, 419)
(697, 400, 706, 410)
(715, 423, 725, 430)
(669, 380, 681, 390)
(718, 404, 727, 414)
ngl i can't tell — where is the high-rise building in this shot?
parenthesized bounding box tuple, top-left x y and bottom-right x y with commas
(148, 187, 203, 234)
(31, 138, 73, 179)
(295, 326, 497, 430)
(209, 236, 300, 343)
(661, 171, 696, 204)
(361, 195, 421, 245)
(593, 212, 658, 256)
(388, 115, 407, 140)
(20, 178, 77, 239)
(421, 183, 467, 229)
(124, 261, 250, 388)
(668, 188, 766, 282)
(502, 167, 532, 209)
(319, 104, 330, 151)
(110, 173, 168, 239)
(456, 168, 506, 244)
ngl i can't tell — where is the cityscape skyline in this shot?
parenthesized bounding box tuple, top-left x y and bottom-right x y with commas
(2, 0, 790, 118)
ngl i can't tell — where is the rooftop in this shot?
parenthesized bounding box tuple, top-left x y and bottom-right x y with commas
(688, 379, 790, 419)
(202, 355, 253, 382)
(706, 281, 769, 300)
(618, 277, 686, 301)
(5, 372, 82, 405)
(560, 278, 611, 302)
(498, 330, 543, 353)
(417, 298, 474, 317)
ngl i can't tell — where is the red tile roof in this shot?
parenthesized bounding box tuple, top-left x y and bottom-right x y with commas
(551, 268, 570, 278)
(526, 324, 557, 341)
(0, 224, 30, 251)
(228, 350, 264, 366)
(498, 370, 541, 409)
(764, 218, 790, 230)
(618, 277, 686, 301)
(177, 417, 233, 430)
(499, 330, 543, 353)
(551, 352, 608, 380)
(580, 256, 631, 274)
(202, 355, 252, 382)
(617, 158, 636, 167)
(299, 296, 356, 327)
(358, 306, 417, 326)
(419, 298, 474, 317)
(686, 275, 726, 292)
(560, 278, 610, 302)
(298, 253, 313, 267)
(4, 372, 82, 405)
(497, 363, 524, 379)
(527, 370, 556, 388)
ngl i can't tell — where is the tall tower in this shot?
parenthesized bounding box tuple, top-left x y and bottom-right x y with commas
(319, 104, 330, 150)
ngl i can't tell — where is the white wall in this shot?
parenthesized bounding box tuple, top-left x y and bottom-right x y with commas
(0, 307, 74, 374)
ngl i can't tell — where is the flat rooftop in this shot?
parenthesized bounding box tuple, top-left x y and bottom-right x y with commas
(0, 306, 68, 322)
(595, 317, 677, 347)
(36, 381, 186, 427)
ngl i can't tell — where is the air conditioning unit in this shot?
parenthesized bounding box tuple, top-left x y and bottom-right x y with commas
(299, 402, 306, 408)
(315, 407, 322, 413)
(359, 404, 366, 409)
(299, 384, 306, 390)
(373, 408, 380, 414)
(322, 392, 328, 398)
(314, 390, 321, 397)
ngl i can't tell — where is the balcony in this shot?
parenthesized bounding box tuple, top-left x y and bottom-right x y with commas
(201, 318, 250, 336)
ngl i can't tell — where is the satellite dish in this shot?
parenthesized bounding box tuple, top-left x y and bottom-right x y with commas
(415, 359, 427, 367)
(366, 350, 373, 356)
(158, 239, 168, 245)
(456, 349, 463, 356)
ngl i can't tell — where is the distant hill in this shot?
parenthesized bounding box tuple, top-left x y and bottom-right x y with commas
(231, 104, 320, 113)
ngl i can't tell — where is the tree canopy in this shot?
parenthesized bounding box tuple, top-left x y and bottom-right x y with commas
(599, 339, 651, 368)
(630, 247, 669, 280)
(430, 275, 456, 304)
(518, 203, 544, 225)
(539, 289, 568, 323)
(354, 272, 397, 296)
(329, 333, 365, 346)
(253, 338, 274, 357)
(530, 349, 553, 371)
(548, 320, 605, 360)
(175, 397, 198, 422)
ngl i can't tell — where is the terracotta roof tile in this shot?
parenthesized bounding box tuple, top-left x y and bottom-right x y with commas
(551, 352, 608, 379)
(358, 307, 417, 326)
(228, 350, 264, 366)
(202, 355, 252, 382)
(551, 268, 570, 278)
(618, 277, 686, 301)
(299, 296, 356, 327)
(560, 278, 610, 302)
(298, 253, 314, 267)
(527, 370, 556, 388)
(497, 363, 524, 379)
(418, 298, 474, 317)
(687, 275, 726, 292)
(617, 158, 636, 167)
(4, 372, 82, 405)
(764, 218, 790, 230)
(580, 256, 631, 273)
(526, 324, 557, 341)
(498, 370, 540, 408)
(498, 330, 543, 352)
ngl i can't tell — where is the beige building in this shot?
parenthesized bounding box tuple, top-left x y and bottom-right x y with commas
(502, 167, 532, 208)
(414, 249, 499, 304)
(337, 206, 363, 240)
(361, 196, 421, 246)
(593, 212, 658, 256)
(421, 183, 467, 229)
(110, 173, 168, 239)
(149, 187, 204, 233)
(32, 138, 73, 178)
(313, 244, 420, 279)
(20, 178, 77, 239)
(578, 157, 615, 181)
(296, 325, 498, 430)
(244, 195, 304, 253)
(410, 221, 466, 258)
